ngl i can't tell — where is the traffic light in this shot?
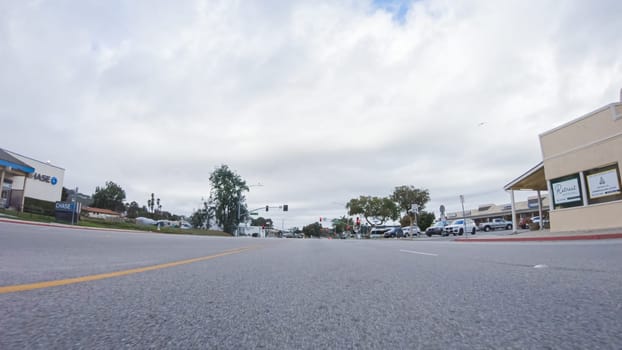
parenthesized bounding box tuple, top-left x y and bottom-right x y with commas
(283, 204, 288, 211)
(356, 217, 360, 226)
(265, 205, 269, 212)
(319, 217, 322, 222)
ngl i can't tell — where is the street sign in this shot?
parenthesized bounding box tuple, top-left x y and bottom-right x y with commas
(410, 203, 419, 213)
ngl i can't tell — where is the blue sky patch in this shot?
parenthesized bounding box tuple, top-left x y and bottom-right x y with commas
(372, 0, 412, 24)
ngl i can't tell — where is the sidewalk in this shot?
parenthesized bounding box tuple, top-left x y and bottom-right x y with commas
(454, 227, 622, 242)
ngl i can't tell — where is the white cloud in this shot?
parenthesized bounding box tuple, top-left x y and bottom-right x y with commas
(1, 0, 621, 227)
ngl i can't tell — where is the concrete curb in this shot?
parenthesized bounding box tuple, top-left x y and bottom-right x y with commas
(454, 233, 622, 242)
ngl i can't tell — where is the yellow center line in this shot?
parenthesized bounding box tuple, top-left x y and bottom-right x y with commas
(0, 246, 259, 295)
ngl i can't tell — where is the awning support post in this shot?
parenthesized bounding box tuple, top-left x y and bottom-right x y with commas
(510, 190, 517, 234)
(20, 175, 27, 213)
(0, 169, 5, 208)
(537, 190, 543, 231)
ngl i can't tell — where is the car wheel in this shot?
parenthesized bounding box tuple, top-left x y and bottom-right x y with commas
(471, 228, 476, 235)
(459, 228, 464, 235)
(484, 226, 491, 232)
(506, 224, 512, 230)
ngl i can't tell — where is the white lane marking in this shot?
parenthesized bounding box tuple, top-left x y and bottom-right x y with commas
(533, 264, 549, 269)
(399, 249, 438, 257)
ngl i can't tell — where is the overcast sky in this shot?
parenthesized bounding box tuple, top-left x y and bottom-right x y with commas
(2, 0, 621, 228)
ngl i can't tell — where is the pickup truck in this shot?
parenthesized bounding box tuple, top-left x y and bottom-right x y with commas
(478, 218, 513, 232)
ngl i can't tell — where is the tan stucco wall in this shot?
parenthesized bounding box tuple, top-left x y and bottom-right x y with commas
(540, 102, 622, 232)
(543, 137, 622, 179)
(550, 201, 622, 232)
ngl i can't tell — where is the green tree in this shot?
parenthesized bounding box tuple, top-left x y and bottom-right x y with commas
(147, 193, 155, 213)
(209, 165, 248, 234)
(400, 210, 435, 230)
(417, 211, 435, 231)
(126, 201, 141, 218)
(391, 185, 430, 213)
(303, 222, 322, 238)
(251, 216, 270, 227)
(346, 196, 399, 226)
(332, 216, 353, 234)
(91, 181, 126, 212)
(190, 197, 215, 229)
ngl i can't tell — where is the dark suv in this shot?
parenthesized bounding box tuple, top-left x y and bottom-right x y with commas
(384, 227, 404, 238)
(425, 221, 447, 237)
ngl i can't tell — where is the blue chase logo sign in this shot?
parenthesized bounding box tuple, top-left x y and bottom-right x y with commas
(34, 173, 58, 186)
(55, 202, 76, 212)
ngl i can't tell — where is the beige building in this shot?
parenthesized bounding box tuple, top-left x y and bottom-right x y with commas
(445, 196, 549, 227)
(506, 93, 622, 232)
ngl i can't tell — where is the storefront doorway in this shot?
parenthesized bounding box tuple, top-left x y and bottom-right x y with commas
(1, 179, 11, 208)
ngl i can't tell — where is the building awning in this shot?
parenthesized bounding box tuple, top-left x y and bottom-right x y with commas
(504, 162, 547, 191)
(0, 149, 35, 175)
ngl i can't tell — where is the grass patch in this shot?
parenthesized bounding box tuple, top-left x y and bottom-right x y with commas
(0, 209, 231, 237)
(0, 209, 57, 223)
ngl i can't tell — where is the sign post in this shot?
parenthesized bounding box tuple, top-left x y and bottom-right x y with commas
(460, 195, 467, 238)
(410, 204, 419, 238)
(70, 187, 78, 225)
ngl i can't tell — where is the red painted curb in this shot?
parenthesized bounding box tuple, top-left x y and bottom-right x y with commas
(455, 233, 622, 242)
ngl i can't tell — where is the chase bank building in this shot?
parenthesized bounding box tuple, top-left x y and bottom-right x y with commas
(0, 148, 64, 211)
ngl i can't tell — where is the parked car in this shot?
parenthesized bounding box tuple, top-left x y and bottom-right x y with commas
(426, 221, 447, 236)
(529, 216, 550, 228)
(384, 227, 404, 238)
(478, 218, 513, 232)
(444, 219, 477, 236)
(402, 225, 421, 237)
(369, 227, 390, 239)
(530, 216, 549, 225)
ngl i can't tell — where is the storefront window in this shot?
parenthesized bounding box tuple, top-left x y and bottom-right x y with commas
(584, 163, 622, 205)
(550, 173, 583, 209)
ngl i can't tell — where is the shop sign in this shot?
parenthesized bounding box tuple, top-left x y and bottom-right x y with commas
(34, 173, 58, 185)
(527, 199, 539, 209)
(551, 175, 582, 205)
(587, 168, 621, 199)
(55, 201, 76, 213)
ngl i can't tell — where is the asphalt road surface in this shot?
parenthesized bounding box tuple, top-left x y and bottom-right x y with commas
(1, 222, 621, 349)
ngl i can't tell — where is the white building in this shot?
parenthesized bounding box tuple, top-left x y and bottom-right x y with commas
(0, 148, 65, 209)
